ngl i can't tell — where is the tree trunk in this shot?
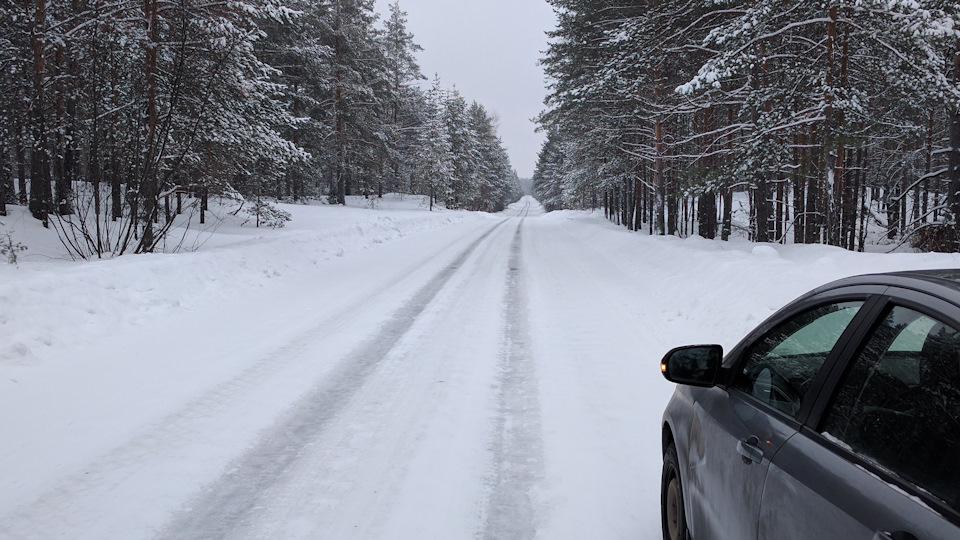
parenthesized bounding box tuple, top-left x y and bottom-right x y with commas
(721, 188, 732, 241)
(699, 191, 717, 239)
(139, 0, 160, 251)
(56, 40, 76, 216)
(666, 173, 677, 235)
(109, 63, 123, 222)
(888, 185, 901, 239)
(949, 42, 960, 250)
(923, 109, 934, 220)
(333, 19, 347, 207)
(775, 175, 784, 243)
(806, 124, 822, 243)
(90, 83, 103, 254)
(754, 174, 770, 242)
(857, 159, 869, 252)
(200, 185, 208, 224)
(335, 128, 346, 205)
(844, 147, 857, 249)
(16, 138, 27, 205)
(27, 0, 51, 226)
(0, 145, 8, 216)
(793, 132, 806, 243)
(654, 114, 665, 235)
(848, 148, 862, 250)
(822, 5, 840, 246)
(111, 160, 122, 221)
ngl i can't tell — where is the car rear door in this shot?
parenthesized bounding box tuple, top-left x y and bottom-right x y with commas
(758, 289, 960, 539)
(684, 295, 872, 540)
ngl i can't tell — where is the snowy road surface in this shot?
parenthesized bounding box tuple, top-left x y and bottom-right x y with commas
(3, 196, 960, 539)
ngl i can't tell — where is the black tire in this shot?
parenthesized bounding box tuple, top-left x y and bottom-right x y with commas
(661, 442, 689, 540)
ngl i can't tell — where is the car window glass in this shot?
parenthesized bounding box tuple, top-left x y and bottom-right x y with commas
(821, 306, 960, 508)
(888, 316, 936, 352)
(735, 301, 863, 417)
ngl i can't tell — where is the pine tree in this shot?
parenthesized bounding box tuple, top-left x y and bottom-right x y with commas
(313, 0, 389, 204)
(417, 76, 454, 209)
(380, 1, 423, 196)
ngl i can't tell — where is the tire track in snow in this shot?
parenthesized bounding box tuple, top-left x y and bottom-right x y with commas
(481, 219, 544, 539)
(234, 216, 519, 539)
(157, 219, 509, 540)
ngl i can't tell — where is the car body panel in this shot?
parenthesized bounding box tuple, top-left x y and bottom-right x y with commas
(682, 386, 796, 540)
(661, 271, 960, 540)
(760, 430, 957, 540)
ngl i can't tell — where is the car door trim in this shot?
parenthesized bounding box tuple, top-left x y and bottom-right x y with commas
(799, 292, 888, 426)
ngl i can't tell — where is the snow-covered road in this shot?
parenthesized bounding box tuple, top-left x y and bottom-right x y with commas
(160, 208, 530, 539)
(3, 196, 960, 539)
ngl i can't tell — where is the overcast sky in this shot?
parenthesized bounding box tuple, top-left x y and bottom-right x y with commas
(373, 0, 556, 179)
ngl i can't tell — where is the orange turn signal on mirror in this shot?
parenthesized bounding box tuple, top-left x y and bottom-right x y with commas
(660, 363, 667, 373)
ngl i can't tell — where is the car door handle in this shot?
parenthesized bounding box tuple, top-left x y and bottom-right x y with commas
(873, 531, 918, 540)
(737, 436, 764, 464)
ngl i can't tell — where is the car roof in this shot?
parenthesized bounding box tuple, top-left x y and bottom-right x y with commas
(816, 269, 960, 302)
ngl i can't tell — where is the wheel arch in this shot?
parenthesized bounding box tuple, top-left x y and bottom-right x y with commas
(662, 420, 675, 456)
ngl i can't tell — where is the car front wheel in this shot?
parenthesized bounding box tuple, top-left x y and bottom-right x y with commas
(662, 442, 689, 540)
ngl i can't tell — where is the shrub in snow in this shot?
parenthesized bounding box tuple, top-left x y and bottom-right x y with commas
(0, 232, 27, 265)
(244, 201, 292, 229)
(910, 224, 956, 253)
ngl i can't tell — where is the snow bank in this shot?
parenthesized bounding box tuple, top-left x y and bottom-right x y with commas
(544, 209, 960, 351)
(0, 195, 469, 367)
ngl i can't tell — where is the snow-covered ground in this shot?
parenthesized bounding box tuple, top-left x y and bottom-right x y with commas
(2, 195, 959, 539)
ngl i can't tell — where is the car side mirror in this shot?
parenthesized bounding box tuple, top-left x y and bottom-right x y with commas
(660, 345, 723, 387)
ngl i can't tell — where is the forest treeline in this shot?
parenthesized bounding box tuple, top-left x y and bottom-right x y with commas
(0, 0, 520, 257)
(535, 0, 960, 252)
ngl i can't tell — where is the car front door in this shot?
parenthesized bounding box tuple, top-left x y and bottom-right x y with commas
(758, 294, 960, 539)
(684, 299, 867, 540)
